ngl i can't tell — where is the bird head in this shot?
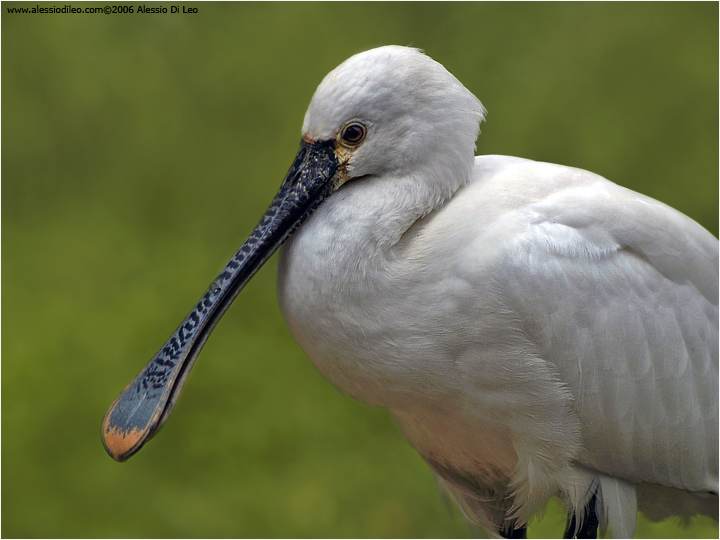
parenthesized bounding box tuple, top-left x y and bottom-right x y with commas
(303, 46, 485, 189)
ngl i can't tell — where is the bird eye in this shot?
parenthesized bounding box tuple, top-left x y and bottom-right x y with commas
(341, 123, 366, 145)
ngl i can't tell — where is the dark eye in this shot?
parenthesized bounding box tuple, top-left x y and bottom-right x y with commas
(341, 122, 366, 145)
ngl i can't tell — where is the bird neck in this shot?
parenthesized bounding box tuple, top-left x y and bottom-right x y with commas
(335, 163, 472, 257)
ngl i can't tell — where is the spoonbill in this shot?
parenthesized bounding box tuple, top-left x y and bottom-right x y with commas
(102, 46, 718, 538)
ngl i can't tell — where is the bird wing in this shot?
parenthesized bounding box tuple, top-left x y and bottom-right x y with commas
(487, 160, 719, 493)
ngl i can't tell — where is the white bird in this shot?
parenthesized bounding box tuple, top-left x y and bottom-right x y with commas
(102, 46, 718, 538)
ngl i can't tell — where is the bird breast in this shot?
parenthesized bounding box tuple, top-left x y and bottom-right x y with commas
(277, 154, 576, 413)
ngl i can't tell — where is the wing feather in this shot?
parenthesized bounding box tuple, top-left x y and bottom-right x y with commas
(486, 161, 719, 493)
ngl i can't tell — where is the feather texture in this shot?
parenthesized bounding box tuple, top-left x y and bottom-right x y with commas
(276, 47, 718, 537)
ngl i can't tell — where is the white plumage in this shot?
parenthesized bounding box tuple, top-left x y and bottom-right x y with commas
(276, 46, 718, 537)
(101, 44, 718, 538)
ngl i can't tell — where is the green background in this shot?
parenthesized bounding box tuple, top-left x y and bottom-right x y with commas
(3, 2, 718, 538)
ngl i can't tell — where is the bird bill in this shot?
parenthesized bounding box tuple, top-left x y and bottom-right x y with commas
(101, 139, 339, 462)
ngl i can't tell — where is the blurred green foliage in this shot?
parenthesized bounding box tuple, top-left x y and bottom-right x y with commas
(2, 2, 717, 538)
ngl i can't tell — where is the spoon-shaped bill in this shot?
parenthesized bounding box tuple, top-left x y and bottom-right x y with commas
(102, 139, 339, 462)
